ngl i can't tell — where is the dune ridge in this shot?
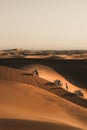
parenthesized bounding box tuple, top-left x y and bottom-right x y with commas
(0, 58, 87, 89)
(0, 66, 87, 109)
(21, 64, 87, 94)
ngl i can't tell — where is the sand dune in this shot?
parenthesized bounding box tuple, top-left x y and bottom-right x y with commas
(0, 80, 87, 129)
(0, 56, 87, 130)
(0, 119, 81, 130)
(21, 64, 60, 81)
(0, 58, 87, 89)
(0, 66, 87, 108)
(21, 64, 87, 99)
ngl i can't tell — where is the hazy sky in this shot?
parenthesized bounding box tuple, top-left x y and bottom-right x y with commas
(0, 0, 87, 50)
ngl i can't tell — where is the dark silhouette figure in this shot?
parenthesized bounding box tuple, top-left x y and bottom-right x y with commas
(33, 69, 39, 76)
(66, 83, 68, 91)
(54, 79, 63, 87)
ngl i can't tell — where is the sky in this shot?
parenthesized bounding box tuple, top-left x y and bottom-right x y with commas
(0, 0, 87, 50)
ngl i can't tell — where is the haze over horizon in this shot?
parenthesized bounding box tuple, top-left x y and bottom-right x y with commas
(0, 0, 87, 50)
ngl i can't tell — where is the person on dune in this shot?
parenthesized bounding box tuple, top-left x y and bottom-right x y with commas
(33, 69, 39, 77)
(66, 83, 68, 91)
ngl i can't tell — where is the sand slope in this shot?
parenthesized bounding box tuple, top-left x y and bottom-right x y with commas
(0, 66, 87, 108)
(0, 119, 81, 130)
(1, 58, 87, 89)
(0, 80, 87, 129)
(21, 64, 87, 99)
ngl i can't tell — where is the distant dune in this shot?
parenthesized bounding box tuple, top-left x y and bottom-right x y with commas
(1, 49, 87, 60)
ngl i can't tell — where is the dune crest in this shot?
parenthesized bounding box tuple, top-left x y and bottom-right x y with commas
(0, 65, 87, 108)
(21, 64, 87, 99)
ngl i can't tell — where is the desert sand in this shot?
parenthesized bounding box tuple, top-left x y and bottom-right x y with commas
(21, 64, 87, 99)
(0, 57, 87, 130)
(0, 80, 87, 130)
(0, 58, 87, 89)
(0, 65, 87, 108)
